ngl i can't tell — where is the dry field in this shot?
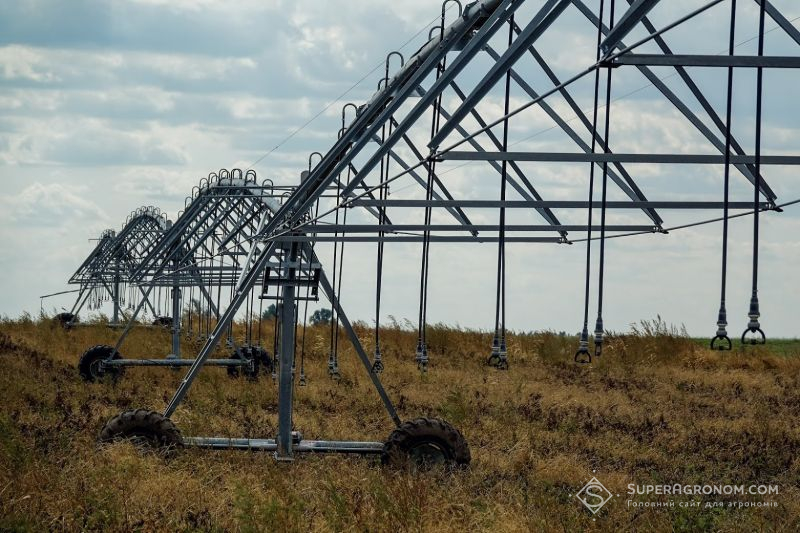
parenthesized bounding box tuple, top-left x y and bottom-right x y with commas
(1, 315, 799, 532)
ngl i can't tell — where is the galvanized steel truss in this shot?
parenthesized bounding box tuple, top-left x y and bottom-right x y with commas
(105, 0, 798, 459)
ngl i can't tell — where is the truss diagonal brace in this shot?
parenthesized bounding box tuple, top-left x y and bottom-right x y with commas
(316, 265, 401, 426)
(756, 0, 800, 46)
(600, 0, 661, 54)
(336, 0, 519, 199)
(439, 82, 568, 233)
(571, 0, 778, 201)
(371, 126, 475, 230)
(484, 45, 662, 226)
(164, 240, 280, 417)
(628, 3, 773, 204)
(428, 0, 570, 149)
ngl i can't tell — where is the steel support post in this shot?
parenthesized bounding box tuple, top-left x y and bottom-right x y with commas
(112, 261, 121, 325)
(276, 243, 298, 461)
(170, 261, 182, 359)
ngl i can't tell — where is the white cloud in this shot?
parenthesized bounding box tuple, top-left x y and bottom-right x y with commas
(0, 45, 259, 86)
(1, 117, 195, 166)
(0, 45, 60, 82)
(0, 182, 109, 226)
(221, 95, 313, 121)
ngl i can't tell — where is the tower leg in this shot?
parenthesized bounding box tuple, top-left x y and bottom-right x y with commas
(168, 257, 182, 360)
(112, 262, 121, 326)
(170, 285, 182, 359)
(276, 245, 297, 461)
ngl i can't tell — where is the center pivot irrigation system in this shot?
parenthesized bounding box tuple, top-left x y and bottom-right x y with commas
(41, 206, 170, 329)
(76, 170, 289, 381)
(87, 0, 798, 466)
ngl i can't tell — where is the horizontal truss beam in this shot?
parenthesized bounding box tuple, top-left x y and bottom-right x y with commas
(271, 236, 564, 243)
(350, 200, 772, 209)
(438, 152, 800, 165)
(298, 224, 658, 232)
(607, 54, 800, 68)
(105, 358, 246, 367)
(183, 437, 384, 454)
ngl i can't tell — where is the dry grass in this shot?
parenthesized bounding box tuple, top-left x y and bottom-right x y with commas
(1, 315, 799, 532)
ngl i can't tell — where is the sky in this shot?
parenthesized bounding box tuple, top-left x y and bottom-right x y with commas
(1, 0, 799, 339)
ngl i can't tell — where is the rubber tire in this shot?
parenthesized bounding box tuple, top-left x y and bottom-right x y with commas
(99, 409, 182, 450)
(227, 346, 259, 380)
(78, 344, 124, 382)
(152, 316, 173, 328)
(252, 346, 273, 375)
(55, 312, 76, 329)
(382, 417, 470, 469)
